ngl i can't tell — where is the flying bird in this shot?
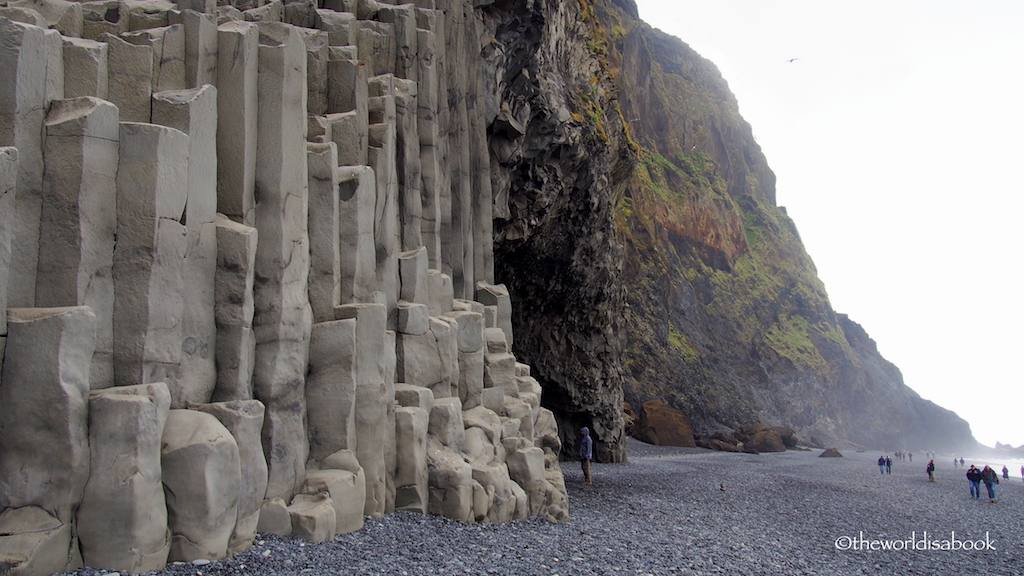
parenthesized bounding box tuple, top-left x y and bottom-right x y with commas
(786, 58, 799, 63)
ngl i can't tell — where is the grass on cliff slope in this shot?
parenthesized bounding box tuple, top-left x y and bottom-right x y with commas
(718, 194, 850, 370)
(599, 0, 851, 382)
(621, 144, 851, 373)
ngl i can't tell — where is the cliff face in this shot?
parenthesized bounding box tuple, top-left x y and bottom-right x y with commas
(481, 0, 636, 462)
(489, 0, 975, 457)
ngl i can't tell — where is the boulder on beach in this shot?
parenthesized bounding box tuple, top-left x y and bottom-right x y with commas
(695, 438, 741, 453)
(746, 430, 786, 453)
(631, 400, 696, 447)
(818, 449, 843, 458)
(767, 426, 799, 448)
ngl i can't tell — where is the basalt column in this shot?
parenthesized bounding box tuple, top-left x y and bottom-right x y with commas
(212, 215, 258, 402)
(77, 383, 173, 573)
(334, 303, 387, 517)
(367, 75, 400, 327)
(100, 33, 153, 123)
(337, 165, 377, 304)
(442, 1, 473, 298)
(0, 307, 96, 575)
(415, 10, 443, 268)
(1, 19, 49, 309)
(35, 97, 119, 388)
(112, 122, 189, 392)
(306, 142, 342, 323)
(252, 22, 313, 500)
(151, 84, 219, 405)
(216, 20, 259, 226)
(0, 148, 16, 371)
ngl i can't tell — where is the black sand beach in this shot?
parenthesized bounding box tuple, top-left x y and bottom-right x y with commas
(61, 440, 1024, 576)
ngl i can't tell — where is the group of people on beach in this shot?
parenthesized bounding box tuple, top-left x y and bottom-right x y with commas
(876, 454, 1020, 504)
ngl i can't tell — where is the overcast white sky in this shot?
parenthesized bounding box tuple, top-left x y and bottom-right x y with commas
(632, 0, 1024, 448)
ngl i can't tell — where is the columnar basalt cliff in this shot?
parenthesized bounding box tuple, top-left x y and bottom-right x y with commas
(0, 0, 591, 572)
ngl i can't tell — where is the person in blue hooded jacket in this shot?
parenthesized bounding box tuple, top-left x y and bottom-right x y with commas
(579, 427, 593, 484)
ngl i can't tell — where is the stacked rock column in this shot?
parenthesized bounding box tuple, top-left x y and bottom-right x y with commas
(251, 21, 313, 501)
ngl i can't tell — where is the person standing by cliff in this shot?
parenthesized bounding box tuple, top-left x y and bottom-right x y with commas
(966, 465, 982, 499)
(579, 427, 593, 485)
(981, 465, 999, 503)
(926, 460, 936, 482)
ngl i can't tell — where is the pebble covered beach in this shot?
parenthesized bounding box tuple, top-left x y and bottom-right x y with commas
(60, 440, 1024, 576)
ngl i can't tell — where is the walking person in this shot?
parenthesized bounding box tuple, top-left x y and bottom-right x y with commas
(966, 465, 982, 499)
(909, 452, 913, 462)
(1020, 465, 1023, 481)
(1002, 465, 1009, 480)
(981, 465, 999, 503)
(885, 456, 892, 475)
(978, 463, 995, 500)
(878, 456, 886, 475)
(926, 460, 936, 482)
(960, 457, 964, 467)
(578, 427, 593, 485)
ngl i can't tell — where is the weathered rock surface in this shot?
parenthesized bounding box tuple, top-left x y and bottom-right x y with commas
(0, 148, 17, 347)
(36, 97, 118, 388)
(0, 307, 95, 524)
(286, 493, 334, 543)
(0, 506, 76, 576)
(161, 409, 241, 562)
(77, 383, 172, 573)
(300, 469, 363, 535)
(111, 122, 188, 396)
(190, 399, 268, 553)
(251, 21, 313, 501)
(305, 319, 357, 462)
(151, 83, 220, 407)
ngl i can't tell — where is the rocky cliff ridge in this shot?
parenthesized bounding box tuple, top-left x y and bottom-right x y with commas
(466, 0, 977, 458)
(579, 0, 976, 454)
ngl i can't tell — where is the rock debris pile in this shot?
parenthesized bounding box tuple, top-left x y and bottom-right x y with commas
(0, 0, 569, 573)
